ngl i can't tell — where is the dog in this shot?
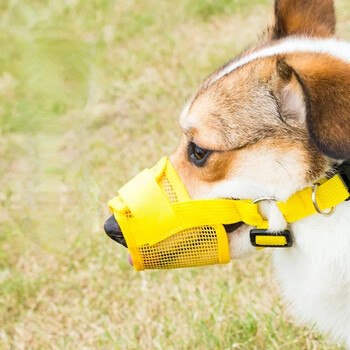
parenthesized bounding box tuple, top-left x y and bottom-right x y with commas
(168, 0, 350, 346)
(104, 0, 350, 346)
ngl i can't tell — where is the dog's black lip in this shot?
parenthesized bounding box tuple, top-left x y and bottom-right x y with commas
(224, 221, 244, 233)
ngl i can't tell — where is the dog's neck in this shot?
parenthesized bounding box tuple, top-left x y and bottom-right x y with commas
(290, 199, 350, 249)
(272, 199, 350, 344)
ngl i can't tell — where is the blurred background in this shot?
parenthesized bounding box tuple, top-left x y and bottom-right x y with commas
(1, 0, 350, 348)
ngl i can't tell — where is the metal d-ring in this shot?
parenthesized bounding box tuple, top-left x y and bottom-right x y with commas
(311, 183, 335, 216)
(252, 196, 277, 204)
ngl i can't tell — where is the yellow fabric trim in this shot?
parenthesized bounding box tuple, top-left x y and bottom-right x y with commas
(216, 224, 231, 264)
(118, 168, 180, 246)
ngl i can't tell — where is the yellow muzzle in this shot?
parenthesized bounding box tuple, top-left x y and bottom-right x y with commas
(108, 157, 233, 271)
(107, 157, 350, 271)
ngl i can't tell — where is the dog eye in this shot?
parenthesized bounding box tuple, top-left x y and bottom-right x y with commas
(188, 142, 212, 167)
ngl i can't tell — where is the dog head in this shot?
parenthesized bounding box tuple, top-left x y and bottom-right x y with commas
(170, 0, 350, 257)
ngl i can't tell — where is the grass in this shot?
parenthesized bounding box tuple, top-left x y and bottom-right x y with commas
(0, 0, 349, 348)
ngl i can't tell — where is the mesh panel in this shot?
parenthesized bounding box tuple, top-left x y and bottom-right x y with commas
(137, 226, 219, 269)
(134, 169, 221, 270)
(160, 174, 178, 203)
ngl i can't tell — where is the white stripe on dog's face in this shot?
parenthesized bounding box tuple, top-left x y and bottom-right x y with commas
(208, 38, 350, 88)
(180, 38, 350, 154)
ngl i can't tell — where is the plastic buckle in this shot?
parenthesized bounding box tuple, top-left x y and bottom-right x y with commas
(249, 229, 293, 248)
(337, 160, 350, 201)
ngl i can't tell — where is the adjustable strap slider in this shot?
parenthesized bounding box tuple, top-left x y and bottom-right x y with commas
(250, 229, 293, 248)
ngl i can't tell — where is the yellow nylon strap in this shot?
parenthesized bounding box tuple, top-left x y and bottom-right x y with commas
(164, 174, 349, 236)
(168, 174, 349, 232)
(172, 200, 266, 228)
(277, 174, 349, 223)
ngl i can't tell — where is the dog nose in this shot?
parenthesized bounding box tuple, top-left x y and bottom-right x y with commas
(104, 215, 128, 248)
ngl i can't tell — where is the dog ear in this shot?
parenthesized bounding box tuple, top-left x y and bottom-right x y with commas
(275, 58, 350, 160)
(271, 0, 336, 39)
(275, 60, 307, 125)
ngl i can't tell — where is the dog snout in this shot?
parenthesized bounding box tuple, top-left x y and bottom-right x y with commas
(104, 215, 128, 248)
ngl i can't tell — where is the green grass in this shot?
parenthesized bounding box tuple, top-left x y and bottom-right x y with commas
(0, 0, 349, 348)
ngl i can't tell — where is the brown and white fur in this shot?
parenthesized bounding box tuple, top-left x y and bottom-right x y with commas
(169, 0, 350, 346)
